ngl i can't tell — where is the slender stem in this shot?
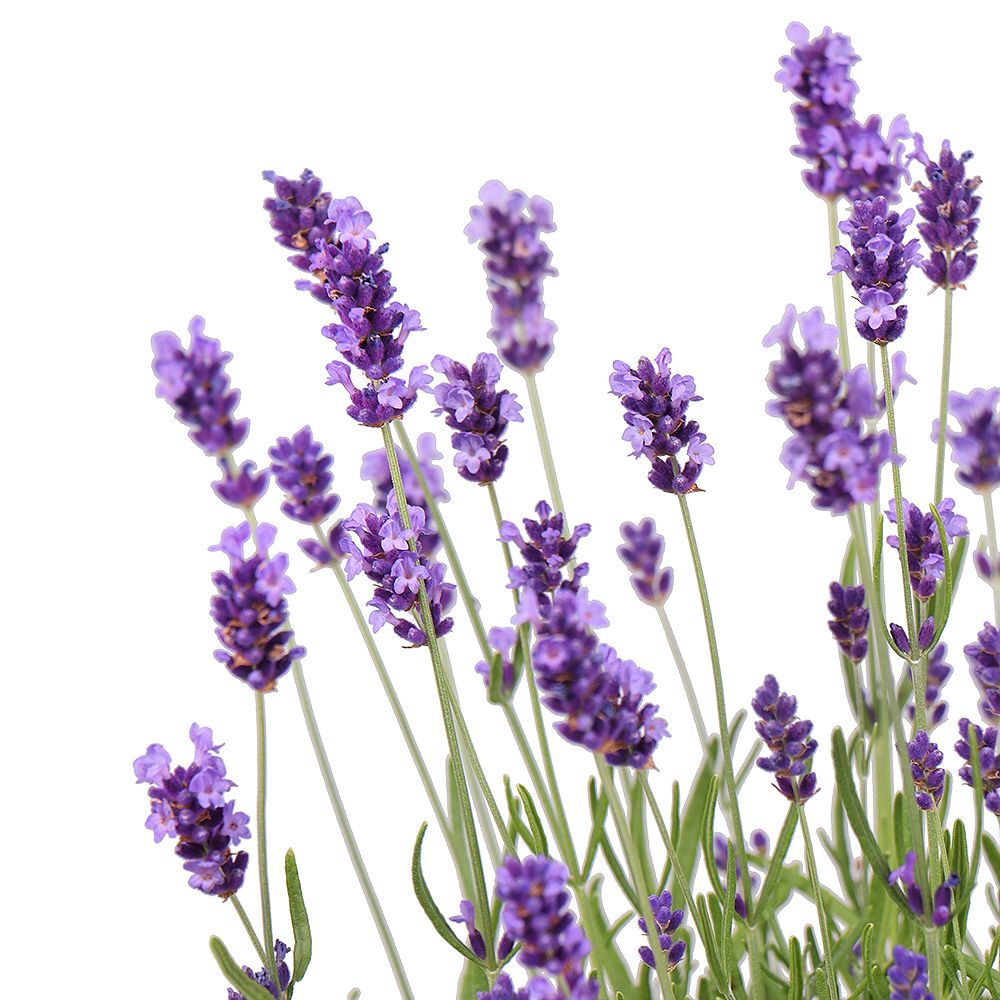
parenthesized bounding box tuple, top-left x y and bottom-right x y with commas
(291, 660, 415, 999)
(254, 692, 279, 990)
(524, 372, 567, 518)
(933, 260, 955, 505)
(230, 896, 268, 967)
(984, 491, 1000, 624)
(827, 199, 851, 371)
(796, 802, 841, 1000)
(487, 482, 515, 575)
(655, 605, 709, 751)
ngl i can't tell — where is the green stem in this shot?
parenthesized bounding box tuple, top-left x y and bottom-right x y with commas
(524, 372, 567, 518)
(230, 896, 269, 967)
(984, 491, 1000, 625)
(654, 605, 709, 751)
(796, 802, 841, 1000)
(827, 199, 851, 371)
(487, 482, 515, 576)
(291, 660, 415, 999)
(254, 692, 279, 990)
(933, 261, 955, 505)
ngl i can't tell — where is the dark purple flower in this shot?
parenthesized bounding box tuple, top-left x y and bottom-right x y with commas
(342, 500, 455, 647)
(889, 851, 958, 926)
(750, 829, 770, 854)
(636, 889, 686, 971)
(752, 675, 818, 802)
(713, 834, 761, 920)
(210, 523, 302, 691)
(151, 316, 249, 457)
(909, 136, 981, 289)
(476, 974, 529, 1000)
(227, 940, 292, 1000)
(938, 388, 1000, 493)
(450, 899, 488, 961)
(325, 360, 431, 427)
(610, 349, 714, 494)
(431, 352, 523, 483)
(966, 623, 1000, 724)
(213, 460, 270, 511)
(956, 718, 1000, 814)
(831, 197, 921, 345)
(134, 723, 249, 898)
(888, 946, 933, 1000)
(765, 306, 894, 513)
(906, 642, 952, 730)
(886, 497, 968, 601)
(262, 168, 336, 273)
(907, 730, 945, 810)
(827, 581, 869, 663)
(268, 426, 340, 525)
(297, 520, 348, 570)
(617, 519, 674, 606)
(465, 180, 558, 375)
(475, 627, 520, 701)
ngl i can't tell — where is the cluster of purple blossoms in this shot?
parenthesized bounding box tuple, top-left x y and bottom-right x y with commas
(827, 581, 869, 663)
(262, 168, 335, 273)
(906, 643, 952, 730)
(889, 851, 958, 926)
(886, 497, 967, 601)
(210, 523, 301, 691)
(831, 197, 921, 345)
(888, 946, 933, 1000)
(910, 136, 981, 289)
(495, 855, 597, 1000)
(609, 349, 714, 494)
(342, 500, 455, 646)
(134, 724, 250, 898)
(325, 361, 430, 428)
(940, 388, 1000, 493)
(765, 306, 894, 513)
(227, 941, 291, 1000)
(956, 718, 1000, 814)
(637, 890, 685, 971)
(752, 675, 818, 802)
(431, 352, 523, 483)
(617, 519, 674, 606)
(531, 587, 668, 768)
(775, 23, 910, 203)
(475, 627, 520, 700)
(269, 426, 340, 525)
(714, 834, 763, 920)
(907, 730, 945, 810)
(465, 180, 557, 375)
(966, 623, 1000, 723)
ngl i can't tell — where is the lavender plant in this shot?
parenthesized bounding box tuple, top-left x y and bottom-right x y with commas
(137, 22, 1000, 1000)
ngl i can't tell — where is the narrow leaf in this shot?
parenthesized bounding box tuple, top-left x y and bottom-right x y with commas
(516, 783, 549, 857)
(754, 805, 798, 923)
(284, 848, 312, 984)
(209, 936, 278, 1000)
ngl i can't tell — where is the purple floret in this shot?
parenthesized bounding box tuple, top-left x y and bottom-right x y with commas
(888, 946, 933, 1000)
(938, 388, 1000, 493)
(886, 497, 967, 601)
(269, 426, 340, 525)
(827, 581, 869, 664)
(956, 717, 1000, 814)
(227, 940, 291, 1000)
(617, 519, 674, 607)
(637, 889, 686, 971)
(907, 730, 945, 810)
(752, 675, 818, 801)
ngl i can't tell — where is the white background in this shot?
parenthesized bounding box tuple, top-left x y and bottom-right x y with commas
(3, 2, 998, 997)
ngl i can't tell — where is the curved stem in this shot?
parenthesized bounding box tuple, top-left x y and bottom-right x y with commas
(933, 261, 955, 505)
(524, 372, 568, 519)
(984, 491, 1000, 625)
(230, 896, 268, 967)
(655, 605, 709, 751)
(291, 660, 415, 999)
(254, 692, 279, 989)
(487, 482, 515, 576)
(796, 802, 841, 1000)
(826, 199, 851, 371)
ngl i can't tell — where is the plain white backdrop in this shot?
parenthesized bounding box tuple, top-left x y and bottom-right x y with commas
(3, 1, 998, 997)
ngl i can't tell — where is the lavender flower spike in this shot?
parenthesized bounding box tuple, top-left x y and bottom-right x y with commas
(827, 581, 869, 663)
(432, 352, 523, 483)
(938, 388, 1000, 493)
(269, 426, 340, 525)
(956, 718, 1000, 814)
(637, 889, 686, 971)
(907, 730, 945, 810)
(617, 519, 674, 606)
(227, 940, 291, 1000)
(465, 180, 558, 375)
(134, 723, 250, 898)
(752, 675, 818, 801)
(886, 497, 968, 601)
(888, 946, 933, 1000)
(966, 622, 1000, 724)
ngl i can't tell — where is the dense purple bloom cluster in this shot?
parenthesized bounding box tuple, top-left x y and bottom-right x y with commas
(531, 587, 667, 768)
(637, 890, 685, 971)
(906, 643, 952, 730)
(210, 523, 301, 692)
(886, 497, 967, 601)
(775, 23, 909, 203)
(957, 718, 1000, 814)
(831, 197, 921, 344)
(940, 389, 1000, 493)
(465, 180, 558, 375)
(325, 361, 430, 428)
(907, 730, 945, 810)
(910, 136, 981, 288)
(827, 581, 869, 663)
(262, 168, 335, 272)
(342, 500, 455, 646)
(617, 519, 674, 606)
(966, 623, 1000, 723)
(752, 675, 818, 801)
(765, 306, 893, 512)
(134, 724, 250, 898)
(227, 941, 291, 1000)
(609, 349, 714, 494)
(888, 946, 933, 1000)
(431, 352, 523, 483)
(889, 852, 958, 926)
(269, 426, 340, 525)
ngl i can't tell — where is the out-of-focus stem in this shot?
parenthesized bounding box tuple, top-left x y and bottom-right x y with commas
(524, 372, 568, 518)
(933, 258, 955, 505)
(655, 605, 709, 751)
(984, 491, 1000, 624)
(230, 896, 268, 967)
(254, 692, 279, 990)
(827, 199, 851, 370)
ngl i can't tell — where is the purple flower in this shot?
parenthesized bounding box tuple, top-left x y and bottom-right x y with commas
(466, 180, 558, 374)
(938, 388, 1000, 494)
(268, 426, 340, 525)
(134, 723, 249, 898)
(907, 730, 945, 810)
(906, 642, 952, 730)
(910, 136, 981, 289)
(210, 522, 303, 691)
(827, 581, 869, 664)
(476, 974, 528, 1000)
(432, 352, 523, 483)
(475, 627, 521, 700)
(752, 675, 818, 802)
(450, 899, 490, 961)
(151, 316, 250, 457)
(262, 168, 336, 272)
(888, 946, 933, 1000)
(325, 361, 431, 427)
(886, 497, 967, 601)
(610, 349, 713, 494)
(227, 940, 291, 1000)
(617, 519, 674, 606)
(956, 718, 1000, 814)
(966, 622, 1000, 724)
(889, 851, 958, 927)
(213, 460, 270, 511)
(636, 890, 686, 971)
(766, 306, 894, 513)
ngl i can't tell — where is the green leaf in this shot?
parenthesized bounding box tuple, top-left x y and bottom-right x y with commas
(209, 936, 278, 1000)
(458, 959, 489, 1000)
(720, 849, 737, 979)
(947, 947, 1000, 997)
(831, 729, 891, 882)
(787, 937, 803, 1000)
(699, 778, 726, 899)
(583, 778, 608, 879)
(284, 849, 312, 984)
(503, 776, 538, 854)
(348, 991, 361, 1000)
(516, 783, 548, 857)
(983, 833, 1000, 885)
(627, 773, 656, 893)
(754, 805, 798, 923)
(411, 823, 482, 964)
(665, 741, 717, 897)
